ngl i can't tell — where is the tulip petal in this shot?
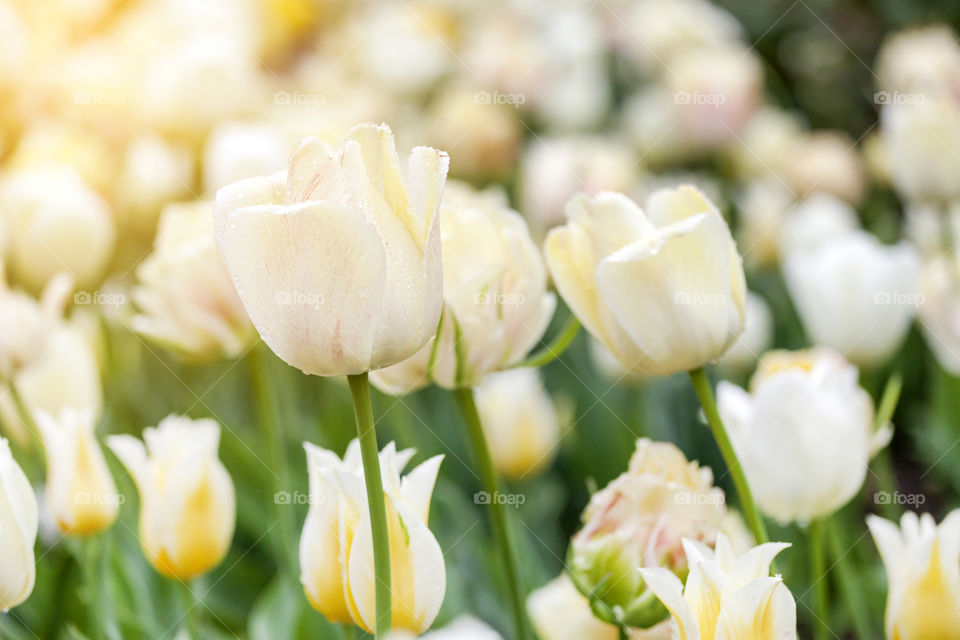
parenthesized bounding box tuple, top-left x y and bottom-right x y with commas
(213, 171, 286, 244)
(219, 201, 387, 376)
(400, 455, 443, 524)
(639, 567, 701, 640)
(714, 577, 797, 640)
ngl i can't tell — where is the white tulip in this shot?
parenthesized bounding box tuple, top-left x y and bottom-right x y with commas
(780, 131, 865, 204)
(918, 252, 960, 375)
(203, 122, 289, 194)
(528, 574, 670, 640)
(784, 230, 920, 366)
(882, 95, 960, 203)
(107, 416, 235, 579)
(473, 369, 561, 479)
(35, 408, 117, 536)
(0, 437, 38, 611)
(0, 273, 71, 384)
(868, 511, 960, 640)
(717, 292, 773, 373)
(114, 135, 194, 231)
(214, 122, 449, 377)
(876, 25, 960, 97)
(639, 533, 797, 640)
(300, 440, 445, 633)
(133, 201, 255, 360)
(0, 168, 115, 293)
(544, 187, 746, 377)
(718, 348, 889, 524)
(371, 181, 555, 392)
(777, 193, 860, 258)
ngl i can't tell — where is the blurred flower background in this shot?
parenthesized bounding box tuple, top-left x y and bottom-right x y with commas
(2, 0, 960, 638)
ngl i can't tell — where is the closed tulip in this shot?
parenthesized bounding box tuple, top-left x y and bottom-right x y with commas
(544, 187, 746, 377)
(133, 201, 255, 360)
(0, 437, 38, 610)
(784, 230, 920, 367)
(371, 181, 555, 392)
(35, 408, 117, 535)
(868, 511, 960, 640)
(300, 439, 445, 633)
(717, 348, 890, 524)
(214, 122, 449, 376)
(107, 416, 235, 580)
(639, 534, 797, 640)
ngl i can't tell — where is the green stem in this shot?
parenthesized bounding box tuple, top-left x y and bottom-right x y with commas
(513, 316, 580, 369)
(808, 519, 829, 640)
(342, 624, 357, 640)
(81, 536, 105, 639)
(348, 373, 392, 638)
(688, 368, 769, 546)
(826, 518, 875, 640)
(874, 373, 902, 430)
(249, 345, 297, 576)
(618, 624, 629, 640)
(8, 383, 40, 445)
(178, 580, 199, 639)
(454, 388, 528, 640)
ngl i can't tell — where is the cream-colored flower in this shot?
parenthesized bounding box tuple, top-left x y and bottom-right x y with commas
(0, 436, 38, 611)
(780, 131, 865, 204)
(528, 574, 670, 640)
(718, 348, 888, 524)
(107, 416, 235, 580)
(868, 511, 960, 640)
(371, 181, 554, 392)
(35, 408, 117, 536)
(784, 231, 920, 366)
(300, 440, 445, 633)
(640, 533, 796, 640)
(0, 167, 115, 293)
(0, 273, 71, 383)
(544, 187, 745, 377)
(882, 95, 960, 203)
(570, 439, 747, 628)
(214, 122, 448, 376)
(919, 251, 960, 374)
(113, 135, 194, 234)
(473, 368, 561, 480)
(876, 25, 960, 97)
(133, 201, 255, 360)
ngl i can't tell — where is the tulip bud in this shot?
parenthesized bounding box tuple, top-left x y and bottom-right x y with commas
(868, 511, 960, 640)
(569, 439, 744, 629)
(0, 437, 38, 610)
(371, 181, 555, 392)
(784, 231, 920, 367)
(0, 167, 115, 293)
(214, 122, 449, 377)
(473, 369, 561, 480)
(34, 408, 117, 535)
(107, 416, 235, 579)
(544, 187, 746, 377)
(639, 534, 796, 639)
(132, 201, 256, 360)
(718, 348, 890, 524)
(300, 440, 445, 633)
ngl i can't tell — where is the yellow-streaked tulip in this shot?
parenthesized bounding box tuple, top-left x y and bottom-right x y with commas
(544, 187, 746, 377)
(473, 368, 561, 480)
(0, 437, 38, 611)
(868, 511, 960, 640)
(34, 408, 117, 536)
(371, 181, 554, 392)
(132, 201, 255, 361)
(640, 534, 796, 640)
(214, 122, 449, 377)
(300, 440, 445, 633)
(718, 348, 890, 524)
(107, 416, 235, 580)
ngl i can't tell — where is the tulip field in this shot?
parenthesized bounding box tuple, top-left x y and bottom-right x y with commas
(2, 0, 960, 639)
